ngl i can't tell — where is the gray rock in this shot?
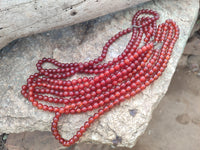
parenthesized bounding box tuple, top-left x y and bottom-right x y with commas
(0, 0, 199, 148)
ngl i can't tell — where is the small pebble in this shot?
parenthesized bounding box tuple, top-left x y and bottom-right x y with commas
(129, 109, 137, 117)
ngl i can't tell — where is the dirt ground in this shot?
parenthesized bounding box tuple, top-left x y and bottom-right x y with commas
(1, 12, 200, 150)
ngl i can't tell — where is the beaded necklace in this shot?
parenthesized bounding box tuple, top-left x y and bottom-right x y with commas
(21, 9, 179, 147)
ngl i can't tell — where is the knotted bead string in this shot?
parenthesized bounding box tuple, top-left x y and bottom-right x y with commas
(21, 9, 179, 147)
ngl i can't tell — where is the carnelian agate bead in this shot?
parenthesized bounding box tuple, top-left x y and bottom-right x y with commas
(21, 9, 179, 147)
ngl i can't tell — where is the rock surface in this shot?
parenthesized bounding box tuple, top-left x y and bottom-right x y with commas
(0, 0, 199, 148)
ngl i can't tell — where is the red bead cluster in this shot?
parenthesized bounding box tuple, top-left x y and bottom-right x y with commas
(21, 9, 179, 147)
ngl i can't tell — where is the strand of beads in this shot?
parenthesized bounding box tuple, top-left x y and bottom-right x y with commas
(21, 9, 179, 147)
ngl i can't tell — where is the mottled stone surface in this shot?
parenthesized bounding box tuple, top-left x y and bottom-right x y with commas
(0, 0, 149, 50)
(0, 0, 199, 148)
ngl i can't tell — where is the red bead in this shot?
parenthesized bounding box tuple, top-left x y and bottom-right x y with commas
(93, 103, 99, 109)
(37, 103, 43, 109)
(80, 126, 86, 133)
(93, 113, 100, 119)
(87, 117, 94, 125)
(140, 76, 146, 82)
(69, 139, 74, 145)
(59, 107, 65, 114)
(84, 122, 90, 128)
(32, 101, 38, 106)
(76, 131, 82, 138)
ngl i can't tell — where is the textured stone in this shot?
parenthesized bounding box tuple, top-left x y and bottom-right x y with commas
(0, 0, 149, 50)
(0, 0, 199, 148)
